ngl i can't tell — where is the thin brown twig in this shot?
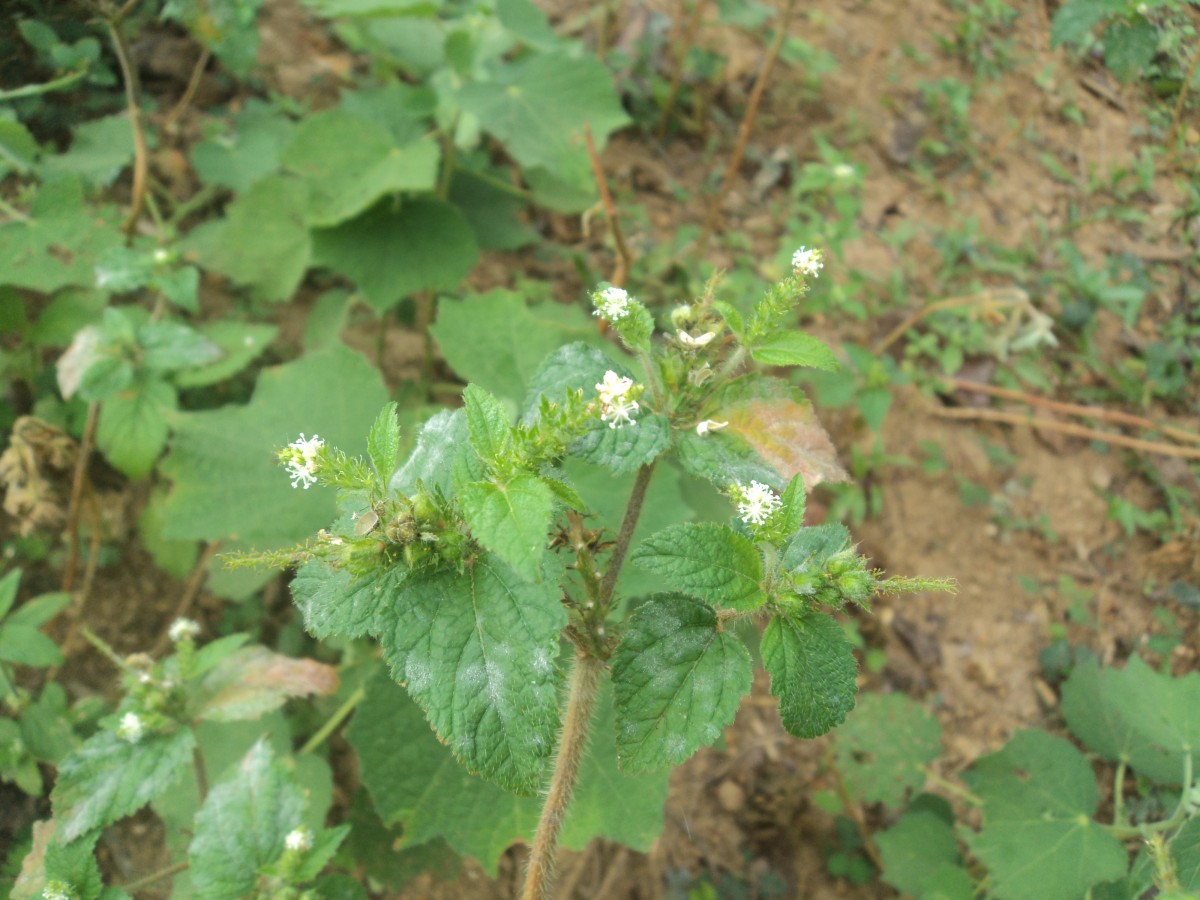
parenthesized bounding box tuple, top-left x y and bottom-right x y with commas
(1167, 45, 1200, 166)
(62, 402, 99, 593)
(102, 9, 149, 240)
(945, 377, 1200, 446)
(874, 287, 1028, 354)
(696, 0, 796, 257)
(583, 124, 632, 287)
(925, 403, 1200, 460)
(51, 505, 104, 679)
(655, 0, 707, 140)
(163, 46, 212, 131)
(151, 541, 223, 657)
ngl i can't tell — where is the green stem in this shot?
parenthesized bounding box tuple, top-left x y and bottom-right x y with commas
(0, 196, 30, 221)
(637, 350, 666, 411)
(299, 685, 365, 756)
(0, 66, 88, 102)
(1112, 759, 1128, 827)
(118, 860, 189, 893)
(520, 650, 603, 900)
(922, 767, 983, 806)
(597, 462, 656, 609)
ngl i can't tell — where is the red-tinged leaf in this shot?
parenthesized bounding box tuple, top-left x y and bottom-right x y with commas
(195, 646, 339, 722)
(11, 819, 54, 899)
(721, 379, 849, 490)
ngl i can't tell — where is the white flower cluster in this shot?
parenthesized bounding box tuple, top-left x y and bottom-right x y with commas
(676, 330, 716, 349)
(283, 433, 324, 489)
(791, 246, 823, 279)
(737, 481, 782, 526)
(117, 712, 144, 744)
(595, 370, 639, 429)
(285, 827, 314, 852)
(41, 881, 75, 900)
(168, 617, 200, 643)
(592, 286, 633, 321)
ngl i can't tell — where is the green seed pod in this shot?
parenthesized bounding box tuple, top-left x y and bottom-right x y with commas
(385, 513, 418, 545)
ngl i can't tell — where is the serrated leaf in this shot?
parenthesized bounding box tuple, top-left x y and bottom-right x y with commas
(749, 331, 839, 371)
(195, 645, 339, 721)
(632, 523, 765, 611)
(521, 342, 615, 421)
(93, 244, 156, 293)
(1103, 17, 1158, 83)
(462, 384, 511, 464)
(571, 414, 671, 475)
(432, 291, 603, 405)
(761, 611, 857, 738)
(11, 821, 105, 900)
(834, 693, 941, 807)
(367, 401, 401, 481)
(96, 375, 177, 479)
(154, 264, 200, 311)
(188, 740, 305, 900)
(782, 523, 852, 572)
(312, 197, 477, 312)
(190, 100, 296, 193)
(457, 475, 554, 581)
(612, 594, 752, 772)
(52, 728, 195, 841)
(172, 321, 278, 389)
(964, 729, 1127, 900)
(290, 562, 402, 639)
(159, 345, 387, 543)
(777, 473, 807, 536)
(674, 429, 783, 490)
(349, 667, 667, 875)
(374, 554, 566, 792)
(281, 109, 440, 226)
(136, 321, 221, 372)
(390, 408, 471, 497)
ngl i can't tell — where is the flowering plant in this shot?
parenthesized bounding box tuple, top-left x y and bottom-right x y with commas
(247, 255, 951, 900)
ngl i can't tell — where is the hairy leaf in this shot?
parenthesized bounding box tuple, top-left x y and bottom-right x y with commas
(632, 523, 765, 611)
(195, 646, 339, 722)
(749, 331, 839, 371)
(761, 611, 857, 738)
(367, 401, 401, 482)
(674, 429, 783, 490)
(834, 693, 941, 807)
(96, 375, 176, 479)
(457, 475, 554, 581)
(390, 408, 473, 497)
(571, 414, 670, 475)
(462, 384, 511, 465)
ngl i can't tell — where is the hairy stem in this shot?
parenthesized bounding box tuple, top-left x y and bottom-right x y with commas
(520, 650, 603, 900)
(598, 461, 656, 608)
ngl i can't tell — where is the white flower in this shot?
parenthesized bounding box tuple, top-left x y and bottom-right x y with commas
(282, 433, 324, 489)
(677, 330, 716, 349)
(117, 712, 144, 744)
(41, 881, 75, 900)
(833, 163, 855, 179)
(595, 370, 640, 429)
(168, 617, 200, 643)
(592, 286, 633, 321)
(285, 827, 313, 852)
(791, 246, 824, 278)
(695, 419, 729, 436)
(153, 248, 170, 264)
(737, 481, 782, 526)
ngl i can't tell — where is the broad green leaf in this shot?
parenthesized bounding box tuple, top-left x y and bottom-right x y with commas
(749, 331, 839, 371)
(194, 645, 339, 722)
(302, 0, 439, 15)
(833, 693, 941, 807)
(159, 344, 387, 543)
(7, 589, 71, 629)
(462, 384, 511, 464)
(0, 176, 122, 293)
(195, 174, 311, 302)
(782, 523, 852, 572)
(11, 821, 104, 900)
(281, 109, 440, 225)
(290, 562, 408, 639)
(457, 475, 554, 581)
(1061, 655, 1200, 785)
(137, 321, 222, 372)
(0, 568, 20, 619)
(571, 413, 671, 475)
(374, 554, 566, 792)
(188, 740, 305, 900)
(432, 290, 602, 405)
(367, 401, 401, 481)
(632, 523, 765, 611)
(172, 321, 278, 388)
(458, 53, 628, 195)
(164, 0, 265, 75)
(312, 197, 477, 312)
(40, 113, 134, 188)
(1103, 17, 1158, 83)
(349, 667, 667, 875)
(153, 264, 200, 312)
(93, 244, 156, 293)
(52, 728, 195, 841)
(449, 163, 538, 250)
(674, 429, 783, 490)
(876, 800, 967, 899)
(390, 408, 471, 496)
(521, 342, 615, 421)
(611, 594, 752, 772)
(339, 82, 436, 146)
(190, 99, 295, 192)
(1049, 0, 1125, 48)
(0, 119, 38, 176)
(96, 375, 177, 478)
(28, 288, 107, 347)
(0, 625, 62, 667)
(964, 729, 1127, 900)
(761, 611, 857, 738)
(20, 684, 76, 763)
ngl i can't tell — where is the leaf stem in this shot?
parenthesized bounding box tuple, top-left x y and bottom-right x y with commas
(1111, 758, 1128, 827)
(118, 860, 189, 893)
(298, 684, 365, 756)
(520, 649, 603, 900)
(598, 462, 656, 609)
(922, 767, 983, 806)
(0, 66, 89, 102)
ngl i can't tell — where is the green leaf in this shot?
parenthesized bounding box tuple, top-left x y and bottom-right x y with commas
(457, 475, 554, 581)
(749, 331, 839, 371)
(93, 244, 155, 293)
(40, 113, 134, 188)
(52, 728, 195, 842)
(432, 291, 603, 405)
(159, 344, 388, 543)
(282, 110, 440, 226)
(833, 693, 941, 807)
(194, 645, 339, 722)
(462, 384, 511, 464)
(964, 729, 1127, 900)
(760, 611, 857, 738)
(521, 341, 614, 419)
(571, 414, 671, 475)
(777, 472, 807, 536)
(137, 321, 222, 372)
(171, 321, 278, 388)
(449, 163, 538, 251)
(611, 594, 752, 772)
(188, 740, 305, 900)
(876, 800, 968, 899)
(0, 568, 20, 619)
(1102, 17, 1158, 83)
(290, 562, 407, 639)
(674, 429, 783, 490)
(390, 408, 471, 497)
(782, 523, 852, 572)
(190, 100, 295, 192)
(1061, 655, 1200, 785)
(14, 823, 105, 900)
(96, 376, 177, 478)
(374, 555, 565, 792)
(153, 264, 200, 311)
(1049, 0, 1125, 48)
(0, 119, 38, 176)
(632, 523, 765, 611)
(7, 590, 70, 629)
(0, 625, 62, 667)
(195, 174, 311, 302)
(367, 401, 401, 481)
(312, 197, 477, 312)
